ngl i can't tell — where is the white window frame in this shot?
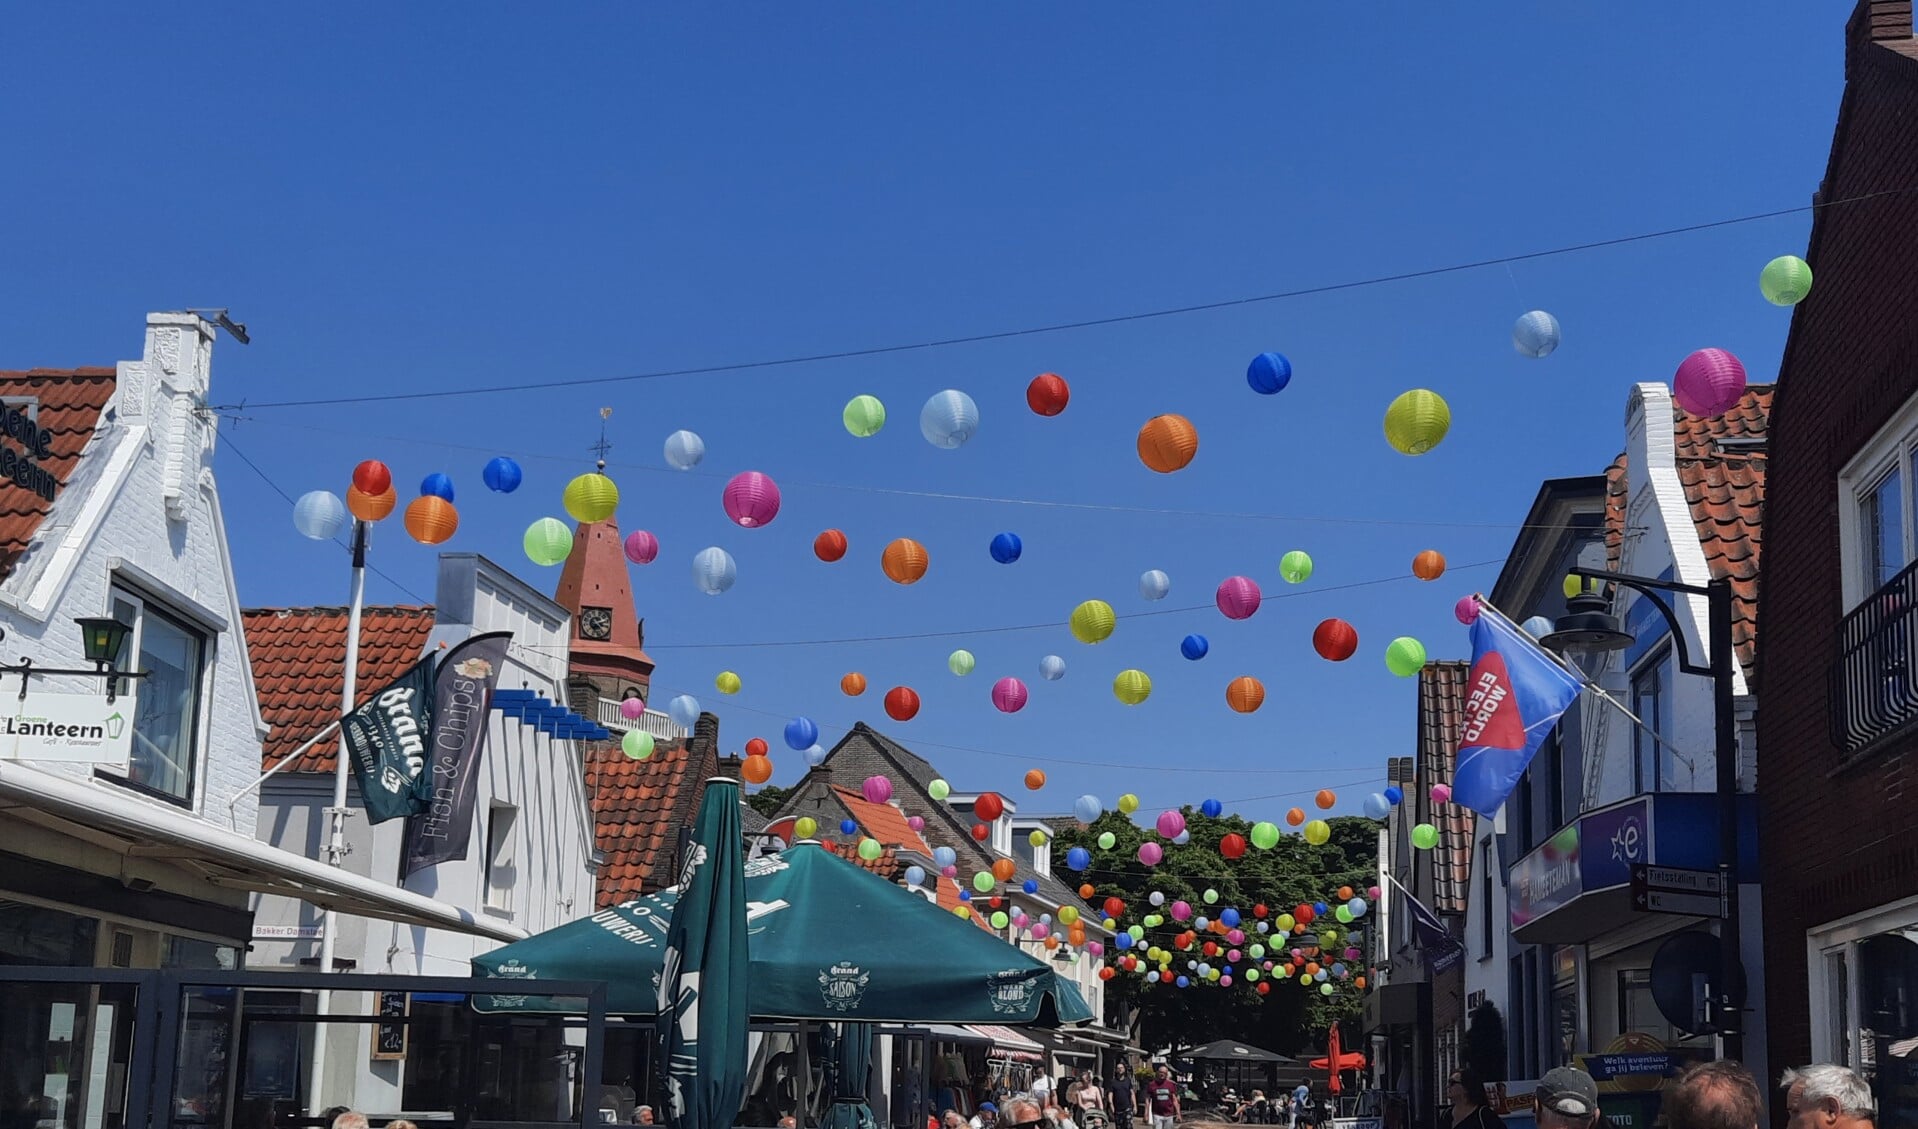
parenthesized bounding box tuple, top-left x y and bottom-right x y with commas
(1838, 395, 1918, 610)
(1628, 645, 1679, 794)
(483, 803, 519, 914)
(96, 585, 211, 807)
(1806, 891, 1918, 1068)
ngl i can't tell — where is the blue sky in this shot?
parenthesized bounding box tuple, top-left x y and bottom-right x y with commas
(1, 4, 1842, 825)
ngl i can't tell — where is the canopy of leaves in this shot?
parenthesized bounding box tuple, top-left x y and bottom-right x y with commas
(1465, 1000, 1508, 1082)
(1052, 807, 1377, 1058)
(747, 783, 791, 818)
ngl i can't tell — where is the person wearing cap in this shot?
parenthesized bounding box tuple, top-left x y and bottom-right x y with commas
(1445, 1070, 1505, 1129)
(1534, 1067, 1601, 1129)
(971, 1103, 1000, 1129)
(1780, 1064, 1876, 1128)
(1665, 1061, 1762, 1129)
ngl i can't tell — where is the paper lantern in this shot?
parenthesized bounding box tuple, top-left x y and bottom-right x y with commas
(1220, 833, 1248, 860)
(1027, 372, 1070, 416)
(1412, 550, 1446, 580)
(795, 816, 819, 840)
(920, 389, 980, 449)
(1383, 389, 1452, 455)
(692, 547, 737, 595)
(715, 671, 741, 695)
(352, 460, 392, 496)
(1117, 793, 1139, 814)
(1315, 789, 1337, 810)
(1522, 615, 1553, 639)
(1216, 576, 1262, 620)
(884, 686, 920, 721)
(1114, 669, 1152, 705)
(1139, 841, 1164, 866)
(404, 496, 459, 545)
(1279, 551, 1314, 584)
(1137, 414, 1199, 473)
(663, 430, 705, 470)
(722, 471, 781, 528)
(990, 532, 1023, 564)
(975, 793, 1007, 822)
(1456, 596, 1482, 625)
(940, 649, 974, 677)
(814, 529, 848, 562)
(1024, 769, 1046, 791)
(1760, 255, 1814, 306)
(1304, 819, 1331, 845)
(841, 671, 867, 696)
(622, 730, 655, 760)
(1285, 807, 1305, 827)
(1250, 821, 1280, 850)
(419, 472, 455, 502)
(779, 718, 816, 752)
(1673, 348, 1748, 417)
(483, 456, 523, 493)
(1039, 655, 1067, 681)
(992, 677, 1029, 714)
(347, 486, 398, 523)
(619, 697, 646, 720)
(1313, 619, 1358, 662)
(1247, 352, 1292, 395)
(843, 394, 887, 437)
(929, 779, 951, 801)
(1061, 600, 1119, 647)
(1073, 794, 1102, 823)
(667, 695, 700, 730)
(1432, 783, 1453, 805)
(562, 473, 620, 524)
(523, 518, 573, 566)
(861, 775, 893, 805)
(1139, 570, 1171, 601)
(1385, 636, 1427, 677)
(742, 754, 774, 785)
(1363, 793, 1390, 820)
(1513, 311, 1561, 358)
(1411, 823, 1440, 850)
(293, 491, 347, 540)
(881, 538, 929, 584)
(1181, 634, 1209, 661)
(1225, 676, 1265, 714)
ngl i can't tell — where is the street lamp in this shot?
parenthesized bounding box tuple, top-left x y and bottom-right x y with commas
(0, 615, 149, 702)
(1541, 569, 1743, 1062)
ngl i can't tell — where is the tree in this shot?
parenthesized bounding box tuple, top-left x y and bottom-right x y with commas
(1052, 807, 1378, 1058)
(1465, 1000, 1508, 1082)
(747, 784, 790, 818)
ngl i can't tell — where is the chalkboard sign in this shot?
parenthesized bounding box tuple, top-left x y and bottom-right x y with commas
(373, 991, 409, 1060)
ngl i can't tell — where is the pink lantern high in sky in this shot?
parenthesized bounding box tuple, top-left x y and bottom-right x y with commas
(623, 529, 659, 565)
(1673, 348, 1747, 417)
(1216, 576, 1262, 620)
(722, 471, 782, 528)
(991, 677, 1029, 713)
(862, 775, 894, 804)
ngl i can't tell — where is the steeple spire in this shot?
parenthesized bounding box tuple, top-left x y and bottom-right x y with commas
(554, 406, 653, 692)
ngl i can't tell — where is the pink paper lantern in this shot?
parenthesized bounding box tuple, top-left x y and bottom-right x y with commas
(623, 530, 659, 565)
(1031, 923, 1050, 939)
(1345, 946, 1362, 961)
(619, 697, 646, 720)
(1368, 885, 1381, 900)
(1086, 941, 1104, 957)
(1455, 595, 1481, 625)
(862, 775, 894, 804)
(1138, 841, 1164, 866)
(1170, 900, 1193, 922)
(907, 815, 926, 832)
(941, 864, 958, 878)
(1673, 348, 1748, 417)
(1227, 929, 1246, 945)
(991, 676, 1030, 714)
(1227, 948, 1242, 962)
(1219, 975, 1233, 987)
(1431, 783, 1453, 804)
(1216, 576, 1262, 620)
(722, 470, 782, 528)
(1156, 809, 1186, 838)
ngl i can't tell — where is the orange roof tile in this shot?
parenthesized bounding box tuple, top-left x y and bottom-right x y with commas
(1418, 661, 1474, 915)
(0, 369, 116, 579)
(589, 713, 719, 907)
(826, 786, 985, 926)
(241, 605, 436, 771)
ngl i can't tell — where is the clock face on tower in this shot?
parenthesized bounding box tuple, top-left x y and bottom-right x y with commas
(580, 606, 613, 641)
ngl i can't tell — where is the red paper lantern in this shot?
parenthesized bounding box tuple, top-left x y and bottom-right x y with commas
(1220, 833, 1248, 859)
(1104, 896, 1126, 919)
(1099, 966, 1115, 981)
(1253, 903, 1268, 918)
(814, 529, 848, 563)
(1027, 373, 1071, 417)
(1313, 618, 1359, 662)
(352, 460, 391, 496)
(745, 737, 768, 758)
(1202, 941, 1218, 957)
(974, 792, 1005, 821)
(1257, 981, 1271, 995)
(884, 686, 920, 721)
(971, 822, 990, 841)
(988, 896, 1002, 909)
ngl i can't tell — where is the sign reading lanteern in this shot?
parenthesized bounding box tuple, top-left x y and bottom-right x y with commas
(1, 690, 131, 766)
(0, 401, 60, 502)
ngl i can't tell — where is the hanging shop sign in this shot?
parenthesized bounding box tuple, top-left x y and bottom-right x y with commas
(1, 689, 132, 766)
(0, 401, 60, 502)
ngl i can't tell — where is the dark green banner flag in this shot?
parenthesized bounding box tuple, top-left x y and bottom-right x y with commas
(339, 655, 436, 825)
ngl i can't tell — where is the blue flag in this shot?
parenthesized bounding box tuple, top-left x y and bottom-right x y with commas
(1451, 612, 1583, 817)
(1393, 879, 1464, 974)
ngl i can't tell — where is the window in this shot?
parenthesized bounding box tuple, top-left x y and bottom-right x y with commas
(1811, 901, 1918, 1128)
(1839, 400, 1918, 608)
(100, 588, 208, 804)
(1478, 839, 1494, 959)
(483, 804, 518, 912)
(1629, 647, 1695, 792)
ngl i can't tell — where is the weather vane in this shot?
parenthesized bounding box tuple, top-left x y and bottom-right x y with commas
(591, 407, 613, 471)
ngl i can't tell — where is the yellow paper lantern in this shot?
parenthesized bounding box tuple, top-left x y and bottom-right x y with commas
(1113, 669, 1152, 705)
(794, 816, 818, 839)
(715, 671, 742, 694)
(1070, 600, 1116, 644)
(563, 472, 620, 523)
(1383, 390, 1451, 456)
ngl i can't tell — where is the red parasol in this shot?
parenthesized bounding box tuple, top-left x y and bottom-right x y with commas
(1308, 1027, 1367, 1094)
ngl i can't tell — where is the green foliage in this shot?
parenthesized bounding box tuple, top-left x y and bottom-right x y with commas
(1053, 807, 1378, 1057)
(1465, 1000, 1508, 1082)
(746, 784, 791, 818)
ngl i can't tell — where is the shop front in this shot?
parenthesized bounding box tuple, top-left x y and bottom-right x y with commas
(1804, 892, 1918, 1128)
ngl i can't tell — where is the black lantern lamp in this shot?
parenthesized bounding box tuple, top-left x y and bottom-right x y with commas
(1541, 575, 1635, 654)
(0, 615, 147, 702)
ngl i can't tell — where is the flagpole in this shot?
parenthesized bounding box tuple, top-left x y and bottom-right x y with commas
(310, 518, 368, 1113)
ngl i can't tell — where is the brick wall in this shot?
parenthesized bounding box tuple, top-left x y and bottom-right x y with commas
(1759, 0, 1918, 1078)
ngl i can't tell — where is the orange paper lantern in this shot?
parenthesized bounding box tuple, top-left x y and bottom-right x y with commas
(1412, 550, 1446, 581)
(742, 754, 773, 784)
(1315, 789, 1337, 810)
(347, 485, 398, 522)
(991, 858, 1017, 882)
(1338, 886, 1354, 901)
(1044, 934, 1060, 950)
(1137, 414, 1199, 474)
(1225, 676, 1266, 714)
(403, 495, 458, 544)
(1024, 769, 1047, 791)
(841, 672, 868, 696)
(1285, 807, 1306, 827)
(881, 538, 929, 584)
(1355, 976, 1367, 990)
(1079, 883, 1096, 899)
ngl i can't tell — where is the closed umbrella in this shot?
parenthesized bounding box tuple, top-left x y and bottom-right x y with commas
(657, 778, 750, 1129)
(823, 1022, 879, 1129)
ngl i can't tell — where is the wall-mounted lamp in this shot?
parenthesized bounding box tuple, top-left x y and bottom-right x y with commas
(0, 615, 151, 702)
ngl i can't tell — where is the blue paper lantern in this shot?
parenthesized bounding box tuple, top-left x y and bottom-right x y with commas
(1363, 793, 1391, 820)
(839, 819, 858, 836)
(1039, 655, 1067, 681)
(959, 890, 972, 902)
(1522, 615, 1554, 639)
(1114, 933, 1133, 950)
(920, 390, 980, 449)
(1247, 352, 1293, 395)
(420, 473, 455, 502)
(1073, 794, 1102, 823)
(784, 716, 819, 751)
(1220, 908, 1241, 927)
(804, 744, 828, 767)
(1313, 902, 1328, 916)
(292, 490, 347, 541)
(667, 695, 700, 731)
(664, 429, 706, 470)
(1173, 830, 1190, 845)
(1022, 879, 1038, 894)
(989, 532, 1023, 564)
(1384, 785, 1404, 805)
(932, 846, 957, 868)
(905, 865, 926, 886)
(1201, 798, 1223, 818)
(1175, 975, 1190, 988)
(1513, 310, 1561, 359)
(1347, 898, 1367, 919)
(1181, 634, 1210, 661)
(1066, 846, 1091, 870)
(483, 456, 523, 493)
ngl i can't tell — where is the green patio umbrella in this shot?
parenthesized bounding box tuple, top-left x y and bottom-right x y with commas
(657, 778, 750, 1129)
(823, 1022, 879, 1129)
(473, 841, 1094, 1024)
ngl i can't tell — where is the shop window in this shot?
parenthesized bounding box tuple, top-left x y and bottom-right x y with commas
(1616, 968, 1687, 1045)
(99, 587, 208, 804)
(484, 803, 520, 912)
(164, 935, 239, 971)
(1810, 905, 1918, 1127)
(0, 899, 98, 966)
(402, 996, 470, 1112)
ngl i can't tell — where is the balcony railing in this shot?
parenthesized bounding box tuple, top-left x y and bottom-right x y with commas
(596, 698, 687, 741)
(1831, 557, 1918, 757)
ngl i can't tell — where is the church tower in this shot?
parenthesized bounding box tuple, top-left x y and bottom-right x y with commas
(553, 516, 655, 726)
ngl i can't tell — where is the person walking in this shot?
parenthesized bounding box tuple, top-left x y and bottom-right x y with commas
(1109, 1066, 1135, 1129)
(1664, 1061, 1761, 1129)
(1445, 1071, 1504, 1129)
(1533, 1068, 1600, 1129)
(1780, 1065, 1876, 1129)
(1143, 1065, 1180, 1129)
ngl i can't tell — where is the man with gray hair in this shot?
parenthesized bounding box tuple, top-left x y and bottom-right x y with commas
(1780, 1065, 1875, 1128)
(999, 1096, 1048, 1129)
(1534, 1066, 1601, 1129)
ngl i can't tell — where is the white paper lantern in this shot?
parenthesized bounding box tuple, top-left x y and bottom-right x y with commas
(1513, 311, 1561, 358)
(692, 547, 736, 595)
(664, 429, 706, 471)
(667, 694, 700, 731)
(1139, 570, 1171, 601)
(293, 490, 347, 541)
(920, 390, 980, 449)
(1039, 655, 1067, 681)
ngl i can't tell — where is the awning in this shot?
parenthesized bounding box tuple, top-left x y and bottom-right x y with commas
(970, 1024, 1045, 1063)
(0, 761, 526, 943)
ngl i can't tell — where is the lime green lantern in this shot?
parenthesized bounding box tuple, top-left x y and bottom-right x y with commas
(524, 517, 574, 566)
(929, 778, 951, 800)
(858, 838, 884, 861)
(1250, 821, 1281, 850)
(622, 730, 655, 760)
(563, 472, 620, 523)
(1279, 550, 1314, 584)
(1760, 255, 1813, 307)
(1411, 823, 1440, 850)
(948, 649, 976, 676)
(715, 670, 742, 695)
(1385, 636, 1428, 677)
(794, 816, 818, 839)
(972, 871, 995, 893)
(843, 394, 888, 437)
(1383, 389, 1452, 456)
(991, 911, 1010, 929)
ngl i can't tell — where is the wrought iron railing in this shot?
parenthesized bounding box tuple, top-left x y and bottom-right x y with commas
(596, 697, 686, 740)
(1831, 557, 1918, 757)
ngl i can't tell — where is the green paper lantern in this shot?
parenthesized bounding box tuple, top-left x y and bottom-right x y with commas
(1383, 389, 1452, 456)
(1249, 944, 1265, 959)
(843, 394, 888, 437)
(1071, 600, 1117, 644)
(1113, 669, 1152, 706)
(1202, 888, 1219, 904)
(1059, 905, 1080, 925)
(622, 730, 655, 760)
(1385, 636, 1428, 677)
(1279, 550, 1314, 584)
(1760, 255, 1813, 307)
(1129, 924, 1145, 940)
(1320, 982, 1335, 996)
(1145, 914, 1163, 928)
(563, 472, 620, 523)
(524, 517, 574, 566)
(1304, 819, 1331, 845)
(858, 838, 883, 861)
(948, 649, 976, 676)
(1097, 831, 1116, 850)
(1411, 823, 1440, 850)
(1245, 967, 1260, 982)
(991, 911, 1010, 929)
(972, 871, 995, 893)
(929, 778, 951, 801)
(1335, 905, 1354, 924)
(1250, 821, 1281, 850)
(794, 816, 818, 839)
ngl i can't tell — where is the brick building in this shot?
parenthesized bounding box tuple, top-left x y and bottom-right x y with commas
(1758, 1, 1918, 1117)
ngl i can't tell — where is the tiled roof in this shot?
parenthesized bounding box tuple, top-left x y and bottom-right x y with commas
(828, 786, 979, 919)
(588, 712, 719, 907)
(241, 605, 437, 771)
(1418, 661, 1474, 916)
(817, 839, 903, 881)
(0, 369, 116, 579)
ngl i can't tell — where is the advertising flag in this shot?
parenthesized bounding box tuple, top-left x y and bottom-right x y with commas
(401, 631, 511, 877)
(1451, 611, 1583, 818)
(1399, 880, 1465, 975)
(339, 655, 436, 824)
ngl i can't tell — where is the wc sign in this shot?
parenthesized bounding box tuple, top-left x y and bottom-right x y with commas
(1, 690, 133, 767)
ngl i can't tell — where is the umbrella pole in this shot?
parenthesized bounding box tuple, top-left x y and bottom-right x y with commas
(797, 1020, 810, 1129)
